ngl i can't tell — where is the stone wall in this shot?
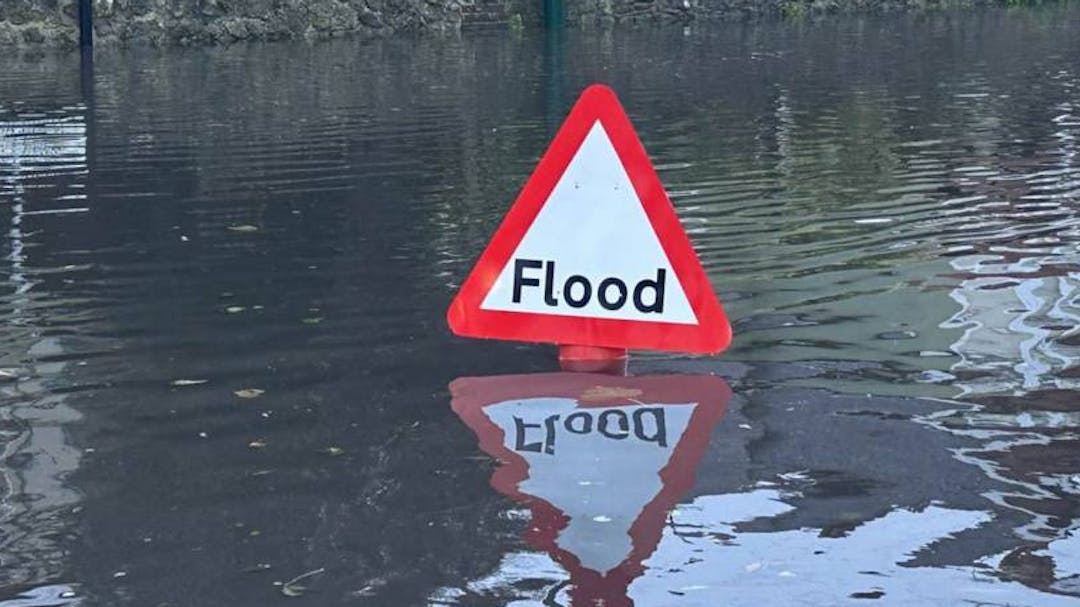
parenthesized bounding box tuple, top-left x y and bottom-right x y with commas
(0, 0, 542, 46)
(0, 0, 80, 46)
(91, 0, 541, 45)
(563, 0, 1004, 22)
(0, 0, 1028, 46)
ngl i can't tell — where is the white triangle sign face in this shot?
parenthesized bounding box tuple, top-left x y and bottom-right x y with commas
(447, 84, 732, 354)
(480, 122, 697, 325)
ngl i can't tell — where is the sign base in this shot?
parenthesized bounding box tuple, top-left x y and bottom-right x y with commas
(558, 345, 628, 375)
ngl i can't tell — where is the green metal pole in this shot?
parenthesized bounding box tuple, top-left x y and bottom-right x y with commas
(543, 0, 563, 28)
(543, 14, 565, 139)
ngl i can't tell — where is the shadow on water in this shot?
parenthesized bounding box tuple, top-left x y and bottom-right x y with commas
(0, 3, 1079, 606)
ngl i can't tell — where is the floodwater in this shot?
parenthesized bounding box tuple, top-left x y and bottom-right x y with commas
(1, 5, 1080, 606)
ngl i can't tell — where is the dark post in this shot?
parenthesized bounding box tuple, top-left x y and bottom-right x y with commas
(543, 21, 565, 139)
(78, 0, 93, 47)
(542, 0, 563, 28)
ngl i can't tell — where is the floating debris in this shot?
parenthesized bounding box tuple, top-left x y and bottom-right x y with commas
(876, 330, 918, 340)
(323, 447, 345, 457)
(171, 379, 208, 386)
(234, 388, 265, 399)
(580, 385, 643, 402)
(248, 440, 267, 449)
(351, 577, 388, 597)
(225, 306, 246, 314)
(227, 224, 260, 233)
(278, 567, 325, 597)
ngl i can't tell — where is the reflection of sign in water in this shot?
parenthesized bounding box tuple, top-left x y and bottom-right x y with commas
(446, 85, 731, 354)
(451, 373, 730, 607)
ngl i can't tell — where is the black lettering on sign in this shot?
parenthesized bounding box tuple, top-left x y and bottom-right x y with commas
(633, 269, 666, 313)
(507, 259, 667, 314)
(512, 259, 542, 304)
(543, 260, 558, 306)
(564, 275, 592, 308)
(598, 277, 628, 310)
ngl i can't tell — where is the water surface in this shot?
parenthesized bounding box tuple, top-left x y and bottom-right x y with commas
(1, 6, 1079, 605)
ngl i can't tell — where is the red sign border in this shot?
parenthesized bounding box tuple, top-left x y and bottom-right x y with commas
(450, 373, 731, 605)
(446, 84, 732, 354)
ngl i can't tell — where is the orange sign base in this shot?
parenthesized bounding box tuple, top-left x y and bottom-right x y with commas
(558, 345, 629, 375)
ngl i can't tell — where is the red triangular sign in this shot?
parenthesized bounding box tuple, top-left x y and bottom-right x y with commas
(447, 84, 731, 353)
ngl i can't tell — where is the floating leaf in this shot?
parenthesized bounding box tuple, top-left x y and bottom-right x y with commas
(234, 388, 265, 399)
(227, 224, 260, 233)
(580, 385, 642, 402)
(171, 379, 208, 386)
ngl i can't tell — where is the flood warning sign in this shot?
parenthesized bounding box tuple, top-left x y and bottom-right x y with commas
(447, 84, 731, 354)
